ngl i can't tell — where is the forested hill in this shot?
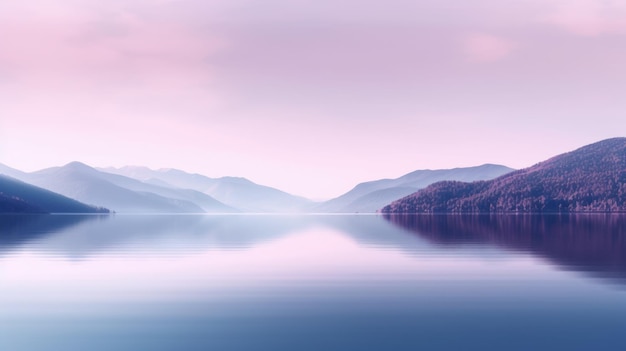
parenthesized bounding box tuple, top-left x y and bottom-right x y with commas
(382, 138, 626, 213)
(0, 174, 109, 214)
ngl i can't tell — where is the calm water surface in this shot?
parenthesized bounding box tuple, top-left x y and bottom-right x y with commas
(1, 214, 625, 350)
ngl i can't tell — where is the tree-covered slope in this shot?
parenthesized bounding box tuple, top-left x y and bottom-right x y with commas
(382, 138, 626, 213)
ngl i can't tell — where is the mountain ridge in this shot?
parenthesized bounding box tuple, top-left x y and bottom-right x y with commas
(101, 166, 313, 212)
(382, 138, 626, 213)
(316, 164, 514, 213)
(27, 163, 236, 213)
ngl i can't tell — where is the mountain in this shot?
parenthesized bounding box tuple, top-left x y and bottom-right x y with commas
(58, 164, 236, 212)
(0, 174, 109, 213)
(316, 164, 514, 213)
(0, 163, 27, 179)
(21, 162, 234, 213)
(382, 138, 626, 213)
(101, 166, 313, 212)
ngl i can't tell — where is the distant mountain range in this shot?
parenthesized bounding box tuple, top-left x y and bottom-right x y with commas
(3, 137, 625, 214)
(1, 162, 515, 214)
(0, 162, 244, 213)
(316, 164, 514, 213)
(382, 138, 626, 213)
(0, 162, 310, 213)
(0, 174, 108, 214)
(100, 166, 313, 212)
(0, 161, 514, 214)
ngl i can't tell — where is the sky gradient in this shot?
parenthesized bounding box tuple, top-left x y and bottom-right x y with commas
(2, 0, 626, 199)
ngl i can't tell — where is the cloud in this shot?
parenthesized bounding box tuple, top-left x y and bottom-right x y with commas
(464, 33, 518, 63)
(543, 0, 626, 36)
(0, 4, 224, 91)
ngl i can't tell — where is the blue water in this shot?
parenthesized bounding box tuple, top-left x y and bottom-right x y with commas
(1, 214, 625, 350)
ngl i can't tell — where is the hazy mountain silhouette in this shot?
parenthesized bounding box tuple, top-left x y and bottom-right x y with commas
(383, 138, 626, 213)
(317, 164, 514, 213)
(19, 162, 236, 213)
(0, 174, 108, 213)
(59, 163, 236, 212)
(101, 166, 313, 212)
(0, 163, 27, 179)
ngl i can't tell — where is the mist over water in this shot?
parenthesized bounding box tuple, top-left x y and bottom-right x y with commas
(1, 214, 626, 351)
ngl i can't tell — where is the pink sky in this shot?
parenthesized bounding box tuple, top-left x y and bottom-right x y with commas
(1, 0, 626, 199)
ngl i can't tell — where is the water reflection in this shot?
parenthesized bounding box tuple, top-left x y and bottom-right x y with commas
(3, 214, 626, 351)
(0, 215, 103, 251)
(384, 214, 626, 284)
(0, 214, 317, 259)
(1, 214, 431, 258)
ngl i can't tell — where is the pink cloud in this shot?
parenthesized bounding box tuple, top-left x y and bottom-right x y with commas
(543, 0, 626, 36)
(0, 9, 224, 91)
(464, 33, 518, 63)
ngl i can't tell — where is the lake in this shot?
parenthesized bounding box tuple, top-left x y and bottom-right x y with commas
(1, 214, 626, 350)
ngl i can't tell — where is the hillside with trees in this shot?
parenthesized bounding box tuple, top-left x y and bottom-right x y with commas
(382, 138, 626, 213)
(0, 174, 109, 214)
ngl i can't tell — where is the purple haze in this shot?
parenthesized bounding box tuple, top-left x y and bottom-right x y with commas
(1, 0, 625, 199)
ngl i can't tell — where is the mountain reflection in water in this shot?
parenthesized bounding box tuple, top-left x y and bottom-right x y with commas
(384, 214, 626, 284)
(2, 214, 626, 351)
